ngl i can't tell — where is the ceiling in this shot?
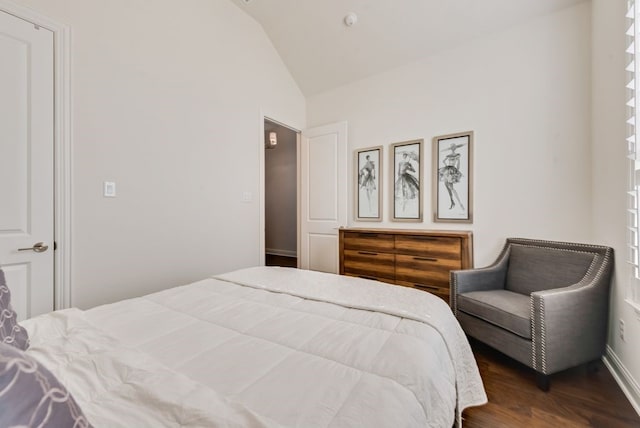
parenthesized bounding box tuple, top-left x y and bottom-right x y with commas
(231, 0, 587, 96)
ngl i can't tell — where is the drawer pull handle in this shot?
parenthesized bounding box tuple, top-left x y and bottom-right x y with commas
(414, 284, 440, 292)
(413, 256, 437, 262)
(359, 275, 377, 281)
(358, 251, 379, 256)
(407, 236, 439, 241)
(358, 233, 379, 238)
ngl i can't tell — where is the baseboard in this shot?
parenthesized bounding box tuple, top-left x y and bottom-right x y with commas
(265, 248, 297, 258)
(603, 345, 640, 416)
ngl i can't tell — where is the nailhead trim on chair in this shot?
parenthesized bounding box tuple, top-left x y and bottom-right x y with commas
(540, 300, 547, 374)
(531, 297, 537, 370)
(451, 271, 458, 316)
(507, 237, 611, 253)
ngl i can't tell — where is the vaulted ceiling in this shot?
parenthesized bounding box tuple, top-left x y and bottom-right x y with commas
(231, 0, 588, 96)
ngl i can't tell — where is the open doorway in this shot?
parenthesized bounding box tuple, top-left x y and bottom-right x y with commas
(264, 118, 299, 268)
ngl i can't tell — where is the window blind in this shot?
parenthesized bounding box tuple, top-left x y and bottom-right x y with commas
(627, 0, 640, 303)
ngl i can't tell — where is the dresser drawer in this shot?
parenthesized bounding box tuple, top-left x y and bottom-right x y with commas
(396, 281, 450, 302)
(343, 232, 394, 252)
(395, 235, 461, 258)
(345, 272, 396, 285)
(340, 228, 472, 309)
(343, 249, 395, 280)
(395, 254, 461, 287)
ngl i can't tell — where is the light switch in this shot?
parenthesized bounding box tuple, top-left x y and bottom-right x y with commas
(104, 181, 116, 197)
(241, 191, 252, 203)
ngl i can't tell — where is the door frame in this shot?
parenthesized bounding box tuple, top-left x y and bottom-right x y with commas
(0, 1, 72, 310)
(259, 113, 301, 267)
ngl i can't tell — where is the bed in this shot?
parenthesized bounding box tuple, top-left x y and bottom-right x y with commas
(8, 266, 487, 427)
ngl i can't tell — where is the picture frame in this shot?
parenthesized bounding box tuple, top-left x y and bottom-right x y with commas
(391, 139, 423, 221)
(433, 131, 473, 223)
(355, 146, 382, 221)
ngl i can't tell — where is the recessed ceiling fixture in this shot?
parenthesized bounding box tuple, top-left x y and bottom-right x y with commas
(241, 0, 252, 4)
(344, 13, 358, 27)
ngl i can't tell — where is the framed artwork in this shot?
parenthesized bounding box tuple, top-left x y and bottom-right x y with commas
(391, 139, 423, 221)
(355, 146, 382, 221)
(433, 131, 473, 223)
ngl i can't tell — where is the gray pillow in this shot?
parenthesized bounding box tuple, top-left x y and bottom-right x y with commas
(0, 268, 29, 351)
(0, 341, 93, 428)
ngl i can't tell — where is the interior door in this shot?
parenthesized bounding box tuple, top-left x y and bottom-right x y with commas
(0, 11, 54, 320)
(300, 122, 347, 273)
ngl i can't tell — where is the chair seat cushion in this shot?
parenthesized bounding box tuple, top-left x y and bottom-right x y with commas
(457, 289, 531, 339)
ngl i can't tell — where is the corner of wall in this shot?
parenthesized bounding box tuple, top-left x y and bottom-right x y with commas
(604, 346, 640, 415)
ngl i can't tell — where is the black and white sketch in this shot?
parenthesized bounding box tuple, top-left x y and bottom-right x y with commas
(356, 146, 382, 221)
(392, 140, 423, 221)
(433, 131, 473, 223)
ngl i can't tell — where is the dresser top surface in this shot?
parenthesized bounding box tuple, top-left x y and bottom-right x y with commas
(340, 227, 472, 238)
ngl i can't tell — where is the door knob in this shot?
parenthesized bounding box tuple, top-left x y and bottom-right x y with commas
(18, 242, 49, 253)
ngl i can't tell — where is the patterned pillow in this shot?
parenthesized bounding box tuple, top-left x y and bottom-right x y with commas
(0, 342, 93, 428)
(0, 268, 30, 350)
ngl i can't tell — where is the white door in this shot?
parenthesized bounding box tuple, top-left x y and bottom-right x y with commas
(0, 11, 54, 320)
(300, 122, 347, 273)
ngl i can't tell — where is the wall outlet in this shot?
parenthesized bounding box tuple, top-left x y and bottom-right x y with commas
(103, 181, 116, 197)
(619, 319, 625, 342)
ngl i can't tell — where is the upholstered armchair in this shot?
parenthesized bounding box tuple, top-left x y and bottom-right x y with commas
(451, 238, 614, 391)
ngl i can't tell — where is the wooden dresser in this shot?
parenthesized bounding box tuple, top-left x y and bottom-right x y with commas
(339, 228, 473, 303)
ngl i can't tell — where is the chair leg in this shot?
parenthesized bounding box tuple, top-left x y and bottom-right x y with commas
(536, 372, 550, 392)
(587, 360, 600, 373)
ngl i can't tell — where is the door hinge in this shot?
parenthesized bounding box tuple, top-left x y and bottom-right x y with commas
(54, 241, 57, 251)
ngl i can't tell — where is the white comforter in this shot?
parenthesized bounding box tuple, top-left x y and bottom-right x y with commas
(23, 267, 486, 427)
(23, 309, 281, 427)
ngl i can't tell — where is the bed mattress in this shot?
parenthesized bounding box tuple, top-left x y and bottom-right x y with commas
(22, 266, 487, 427)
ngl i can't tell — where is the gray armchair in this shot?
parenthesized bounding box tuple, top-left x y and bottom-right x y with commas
(451, 238, 614, 391)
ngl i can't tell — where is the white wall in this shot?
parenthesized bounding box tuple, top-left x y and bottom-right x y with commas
(265, 125, 297, 256)
(592, 0, 640, 412)
(13, 0, 305, 308)
(307, 3, 593, 267)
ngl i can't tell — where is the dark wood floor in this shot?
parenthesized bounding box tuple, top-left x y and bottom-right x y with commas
(463, 339, 640, 427)
(265, 254, 298, 268)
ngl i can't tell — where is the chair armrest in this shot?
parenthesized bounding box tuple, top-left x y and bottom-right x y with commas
(531, 265, 612, 374)
(450, 247, 510, 313)
(452, 266, 507, 294)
